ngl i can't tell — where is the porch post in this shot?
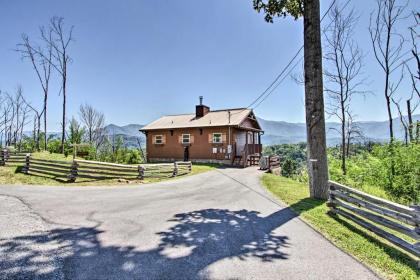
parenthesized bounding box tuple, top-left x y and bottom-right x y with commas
(244, 131, 248, 168)
(252, 131, 255, 154)
(258, 132, 261, 154)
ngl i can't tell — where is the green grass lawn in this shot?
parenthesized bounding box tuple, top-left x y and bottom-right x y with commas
(0, 152, 218, 186)
(261, 174, 419, 280)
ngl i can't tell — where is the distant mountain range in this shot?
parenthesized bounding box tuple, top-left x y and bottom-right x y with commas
(104, 124, 146, 147)
(258, 115, 419, 146)
(103, 114, 419, 147)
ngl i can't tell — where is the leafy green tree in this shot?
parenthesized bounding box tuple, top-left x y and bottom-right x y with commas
(68, 117, 85, 145)
(124, 149, 142, 164)
(47, 139, 61, 154)
(281, 158, 299, 177)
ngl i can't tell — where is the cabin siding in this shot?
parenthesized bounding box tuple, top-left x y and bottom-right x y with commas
(141, 107, 263, 164)
(146, 127, 239, 162)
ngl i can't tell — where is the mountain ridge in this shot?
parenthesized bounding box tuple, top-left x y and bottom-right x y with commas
(103, 114, 419, 147)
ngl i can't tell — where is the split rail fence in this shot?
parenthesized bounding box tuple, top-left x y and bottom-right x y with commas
(268, 155, 281, 171)
(2, 152, 192, 182)
(327, 181, 420, 260)
(0, 149, 30, 166)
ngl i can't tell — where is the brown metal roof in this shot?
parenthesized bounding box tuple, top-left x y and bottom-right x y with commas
(140, 108, 261, 131)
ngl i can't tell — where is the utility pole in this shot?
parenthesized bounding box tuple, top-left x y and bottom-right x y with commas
(253, 0, 329, 199)
(304, 0, 329, 199)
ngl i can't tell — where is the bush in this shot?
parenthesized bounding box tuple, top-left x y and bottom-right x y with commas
(47, 139, 61, 154)
(329, 142, 419, 204)
(19, 136, 36, 152)
(124, 149, 142, 164)
(265, 142, 419, 205)
(281, 158, 299, 177)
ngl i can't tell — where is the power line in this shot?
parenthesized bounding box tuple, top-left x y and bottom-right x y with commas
(234, 0, 349, 114)
(253, 56, 304, 110)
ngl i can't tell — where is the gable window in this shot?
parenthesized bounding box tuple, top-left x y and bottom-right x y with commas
(154, 135, 164, 144)
(182, 134, 191, 144)
(213, 133, 222, 143)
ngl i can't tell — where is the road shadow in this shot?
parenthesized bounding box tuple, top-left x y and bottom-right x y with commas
(0, 208, 296, 280)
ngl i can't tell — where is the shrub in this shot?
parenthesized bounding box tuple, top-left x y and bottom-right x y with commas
(281, 158, 299, 177)
(47, 139, 61, 154)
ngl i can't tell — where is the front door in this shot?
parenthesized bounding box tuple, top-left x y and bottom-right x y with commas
(184, 146, 189, 161)
(236, 131, 246, 154)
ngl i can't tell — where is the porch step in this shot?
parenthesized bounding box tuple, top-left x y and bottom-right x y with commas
(247, 154, 261, 166)
(231, 156, 242, 167)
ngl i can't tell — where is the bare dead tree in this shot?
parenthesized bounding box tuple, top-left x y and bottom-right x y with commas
(0, 92, 14, 148)
(15, 87, 32, 151)
(391, 97, 409, 144)
(16, 30, 52, 151)
(406, 12, 420, 142)
(34, 17, 73, 154)
(13, 87, 24, 146)
(136, 137, 146, 162)
(0, 91, 7, 148)
(79, 104, 105, 148)
(3, 87, 32, 150)
(323, 4, 367, 174)
(345, 110, 364, 157)
(408, 12, 420, 89)
(369, 0, 407, 143)
(20, 94, 43, 151)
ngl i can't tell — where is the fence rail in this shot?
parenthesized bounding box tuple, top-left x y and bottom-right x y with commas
(1, 149, 31, 166)
(327, 181, 420, 259)
(13, 154, 192, 182)
(268, 155, 281, 171)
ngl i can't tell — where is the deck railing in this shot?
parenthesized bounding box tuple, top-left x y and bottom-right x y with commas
(245, 144, 262, 155)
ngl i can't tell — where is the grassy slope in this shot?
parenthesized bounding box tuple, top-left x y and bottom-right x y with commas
(261, 174, 419, 280)
(0, 152, 217, 186)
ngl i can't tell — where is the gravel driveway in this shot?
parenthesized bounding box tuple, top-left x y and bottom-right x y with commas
(0, 167, 379, 280)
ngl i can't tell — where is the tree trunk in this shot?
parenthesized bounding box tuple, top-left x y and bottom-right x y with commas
(61, 72, 66, 154)
(407, 99, 413, 142)
(304, 0, 329, 200)
(385, 90, 394, 142)
(341, 104, 346, 175)
(44, 94, 48, 151)
(346, 131, 351, 157)
(36, 115, 41, 151)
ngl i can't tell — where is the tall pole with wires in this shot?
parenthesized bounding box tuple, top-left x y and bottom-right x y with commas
(253, 0, 331, 199)
(303, 0, 329, 199)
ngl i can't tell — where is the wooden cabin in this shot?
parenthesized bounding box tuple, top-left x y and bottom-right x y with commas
(140, 97, 263, 167)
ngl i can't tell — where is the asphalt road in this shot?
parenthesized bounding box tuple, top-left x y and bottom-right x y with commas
(0, 167, 379, 280)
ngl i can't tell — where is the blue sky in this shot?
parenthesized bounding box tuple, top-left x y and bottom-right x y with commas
(0, 0, 418, 131)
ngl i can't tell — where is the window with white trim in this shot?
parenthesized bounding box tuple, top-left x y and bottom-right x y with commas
(154, 135, 163, 144)
(212, 133, 222, 143)
(182, 134, 191, 144)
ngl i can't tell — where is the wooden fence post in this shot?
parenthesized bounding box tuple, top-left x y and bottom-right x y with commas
(22, 153, 31, 174)
(68, 161, 79, 182)
(326, 182, 336, 214)
(138, 165, 144, 180)
(0, 150, 5, 166)
(173, 162, 178, 177)
(188, 162, 192, 172)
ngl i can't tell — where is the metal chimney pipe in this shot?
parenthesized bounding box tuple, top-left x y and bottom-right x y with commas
(199, 96, 203, 105)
